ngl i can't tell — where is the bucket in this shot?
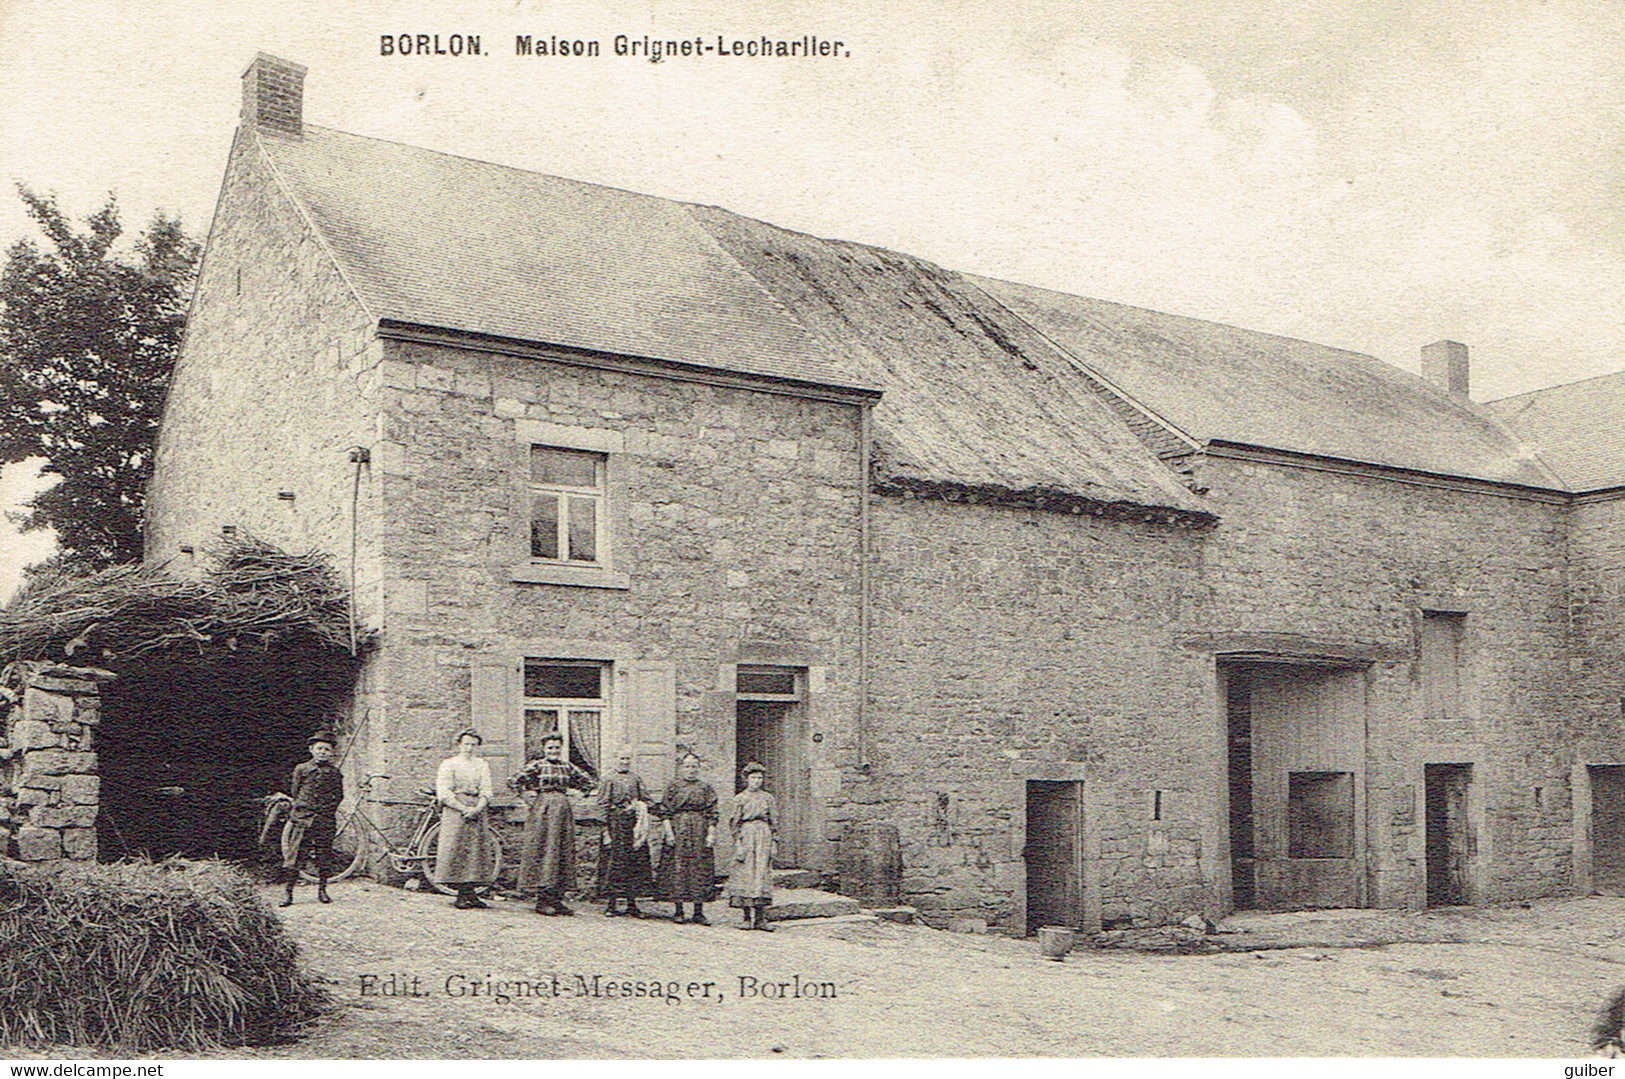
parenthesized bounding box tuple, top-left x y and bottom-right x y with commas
(1036, 925, 1076, 961)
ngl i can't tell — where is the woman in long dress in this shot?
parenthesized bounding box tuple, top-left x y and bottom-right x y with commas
(654, 751, 718, 925)
(727, 762, 776, 931)
(596, 746, 655, 917)
(511, 733, 595, 915)
(434, 728, 499, 909)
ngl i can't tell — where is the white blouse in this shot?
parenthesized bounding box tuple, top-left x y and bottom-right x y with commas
(436, 755, 494, 809)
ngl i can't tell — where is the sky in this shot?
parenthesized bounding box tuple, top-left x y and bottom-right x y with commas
(3, 0, 1625, 598)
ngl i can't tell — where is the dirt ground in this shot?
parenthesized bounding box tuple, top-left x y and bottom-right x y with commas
(215, 883, 1625, 1058)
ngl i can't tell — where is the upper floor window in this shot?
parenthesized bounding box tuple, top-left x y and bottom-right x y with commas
(529, 445, 606, 565)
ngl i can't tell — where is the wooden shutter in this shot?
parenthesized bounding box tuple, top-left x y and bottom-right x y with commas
(627, 661, 677, 793)
(471, 657, 521, 803)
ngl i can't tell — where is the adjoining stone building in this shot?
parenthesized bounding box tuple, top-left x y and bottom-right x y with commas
(138, 53, 1625, 931)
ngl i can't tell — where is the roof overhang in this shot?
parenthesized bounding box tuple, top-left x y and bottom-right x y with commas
(376, 319, 885, 407)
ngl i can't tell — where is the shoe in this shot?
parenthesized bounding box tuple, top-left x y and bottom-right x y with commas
(690, 911, 710, 926)
(278, 891, 294, 908)
(738, 920, 753, 931)
(755, 920, 775, 932)
(672, 913, 690, 924)
(604, 905, 622, 917)
(453, 894, 474, 909)
(626, 904, 643, 918)
(535, 901, 552, 915)
(317, 887, 331, 904)
(466, 895, 489, 909)
(554, 903, 574, 916)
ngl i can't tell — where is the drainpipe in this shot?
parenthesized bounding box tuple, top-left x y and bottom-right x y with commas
(858, 402, 873, 773)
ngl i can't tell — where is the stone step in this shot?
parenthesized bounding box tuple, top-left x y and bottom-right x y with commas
(772, 867, 822, 889)
(766, 887, 862, 921)
(774, 912, 881, 929)
(864, 905, 917, 925)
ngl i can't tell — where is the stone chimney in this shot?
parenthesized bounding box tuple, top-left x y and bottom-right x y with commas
(241, 53, 306, 137)
(1421, 340, 1470, 400)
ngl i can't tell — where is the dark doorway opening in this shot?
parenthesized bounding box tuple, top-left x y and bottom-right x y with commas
(734, 667, 807, 867)
(97, 646, 357, 862)
(1226, 675, 1256, 909)
(1425, 763, 1474, 906)
(1025, 780, 1082, 934)
(1590, 765, 1625, 896)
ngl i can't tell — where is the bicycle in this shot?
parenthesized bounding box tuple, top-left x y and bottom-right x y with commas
(263, 773, 503, 895)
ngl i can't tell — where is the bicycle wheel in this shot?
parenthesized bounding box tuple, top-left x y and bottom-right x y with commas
(415, 822, 504, 896)
(301, 808, 366, 883)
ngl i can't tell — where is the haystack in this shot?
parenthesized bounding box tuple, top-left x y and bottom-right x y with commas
(0, 858, 326, 1050)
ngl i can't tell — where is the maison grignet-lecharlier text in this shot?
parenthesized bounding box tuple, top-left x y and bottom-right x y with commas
(378, 33, 852, 61)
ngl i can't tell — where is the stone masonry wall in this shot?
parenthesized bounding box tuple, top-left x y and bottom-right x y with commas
(365, 340, 865, 867)
(0, 663, 106, 864)
(863, 495, 1211, 930)
(1195, 454, 1574, 908)
(1568, 497, 1625, 760)
(859, 453, 1577, 932)
(144, 129, 387, 780)
(146, 129, 385, 627)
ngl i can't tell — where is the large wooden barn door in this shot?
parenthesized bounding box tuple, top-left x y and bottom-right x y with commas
(1238, 664, 1367, 910)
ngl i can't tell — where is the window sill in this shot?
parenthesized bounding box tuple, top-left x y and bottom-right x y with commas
(509, 563, 631, 589)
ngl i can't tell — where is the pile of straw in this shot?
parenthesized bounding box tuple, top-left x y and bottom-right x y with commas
(0, 536, 358, 662)
(0, 858, 327, 1050)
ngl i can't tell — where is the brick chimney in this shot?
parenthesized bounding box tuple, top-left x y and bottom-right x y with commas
(1421, 340, 1470, 400)
(241, 53, 306, 137)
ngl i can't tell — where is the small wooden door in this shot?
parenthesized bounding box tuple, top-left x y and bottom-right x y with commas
(1025, 780, 1083, 933)
(736, 698, 808, 866)
(1590, 766, 1625, 896)
(1425, 763, 1473, 906)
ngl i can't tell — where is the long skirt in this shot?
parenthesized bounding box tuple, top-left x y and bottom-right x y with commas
(726, 818, 774, 908)
(598, 806, 655, 899)
(281, 812, 335, 872)
(518, 790, 575, 895)
(656, 809, 716, 903)
(434, 806, 499, 885)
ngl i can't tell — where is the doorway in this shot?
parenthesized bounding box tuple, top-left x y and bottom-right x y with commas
(734, 666, 808, 867)
(1025, 780, 1083, 934)
(1424, 763, 1474, 906)
(1590, 765, 1625, 896)
(1222, 661, 1366, 910)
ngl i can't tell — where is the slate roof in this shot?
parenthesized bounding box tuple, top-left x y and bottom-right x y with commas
(1483, 372, 1625, 492)
(975, 278, 1563, 490)
(257, 126, 870, 394)
(249, 123, 1569, 510)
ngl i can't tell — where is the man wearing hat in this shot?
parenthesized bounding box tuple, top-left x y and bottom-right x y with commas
(280, 730, 345, 907)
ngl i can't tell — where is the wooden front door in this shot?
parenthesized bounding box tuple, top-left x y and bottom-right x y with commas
(736, 697, 808, 867)
(1025, 780, 1083, 933)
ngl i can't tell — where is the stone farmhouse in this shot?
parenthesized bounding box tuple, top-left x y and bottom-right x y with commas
(139, 54, 1625, 932)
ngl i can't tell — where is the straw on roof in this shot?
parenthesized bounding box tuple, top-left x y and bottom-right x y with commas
(0, 536, 361, 663)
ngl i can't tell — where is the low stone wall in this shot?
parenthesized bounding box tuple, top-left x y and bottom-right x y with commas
(0, 662, 109, 863)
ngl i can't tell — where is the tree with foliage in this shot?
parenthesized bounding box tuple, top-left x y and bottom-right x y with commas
(1, 187, 200, 569)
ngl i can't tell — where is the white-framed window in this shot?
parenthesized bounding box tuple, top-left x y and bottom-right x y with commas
(522, 658, 606, 778)
(529, 445, 606, 565)
(510, 421, 628, 589)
